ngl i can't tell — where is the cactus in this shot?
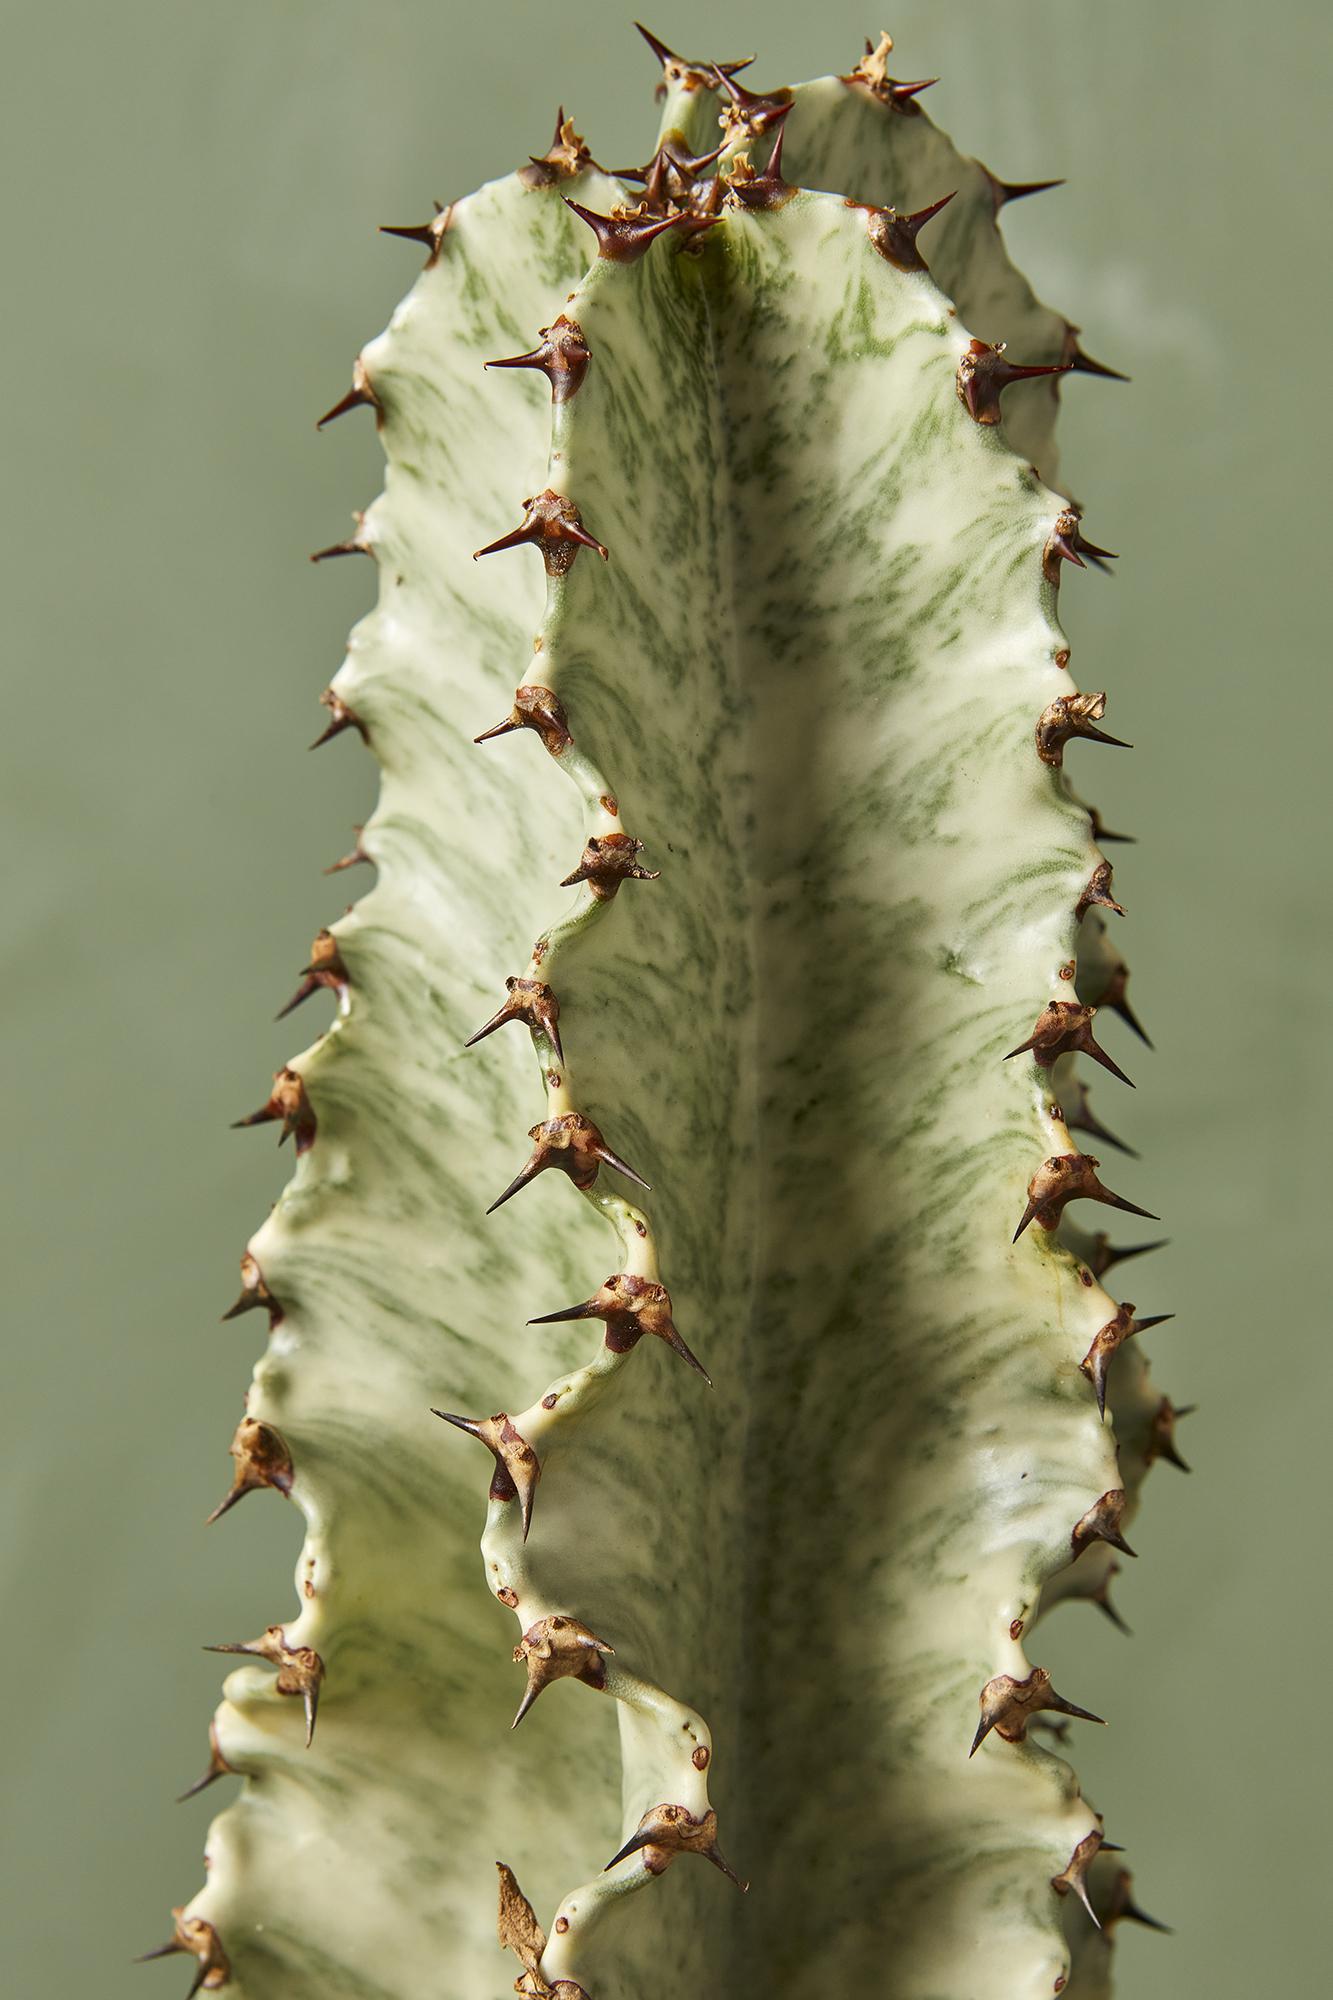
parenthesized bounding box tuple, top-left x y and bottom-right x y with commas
(149, 26, 1179, 2000)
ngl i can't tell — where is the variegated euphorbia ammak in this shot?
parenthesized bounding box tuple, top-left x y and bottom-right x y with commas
(147, 27, 1182, 2000)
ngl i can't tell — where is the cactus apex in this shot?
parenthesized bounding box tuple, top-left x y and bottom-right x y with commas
(956, 339, 1071, 425)
(176, 1720, 234, 1804)
(466, 976, 563, 1063)
(969, 1667, 1104, 1756)
(604, 1803, 747, 1891)
(206, 1416, 295, 1522)
(511, 1614, 614, 1727)
(1005, 999, 1134, 1087)
(1071, 1489, 1138, 1562)
(433, 1409, 541, 1538)
(1014, 1153, 1158, 1241)
(474, 489, 608, 573)
(1080, 1303, 1175, 1418)
(230, 1068, 316, 1154)
(474, 684, 573, 755)
(858, 190, 957, 272)
(1051, 1830, 1105, 1927)
(559, 831, 660, 900)
(487, 1112, 651, 1214)
(529, 1273, 711, 1383)
(135, 1910, 231, 1995)
(315, 357, 381, 431)
(379, 199, 455, 267)
(486, 316, 592, 403)
(203, 1628, 324, 1744)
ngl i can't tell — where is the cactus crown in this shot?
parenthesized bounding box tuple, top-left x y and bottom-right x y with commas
(154, 25, 1176, 2000)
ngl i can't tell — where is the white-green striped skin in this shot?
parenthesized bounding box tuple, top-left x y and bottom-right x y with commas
(176, 59, 1169, 2000)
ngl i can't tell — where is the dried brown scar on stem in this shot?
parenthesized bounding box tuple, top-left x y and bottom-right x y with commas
(495, 1862, 591, 1998)
(203, 1627, 324, 1745)
(1034, 691, 1130, 767)
(432, 1409, 541, 1539)
(474, 684, 573, 754)
(206, 1416, 294, 1522)
(969, 1667, 1104, 1756)
(466, 977, 563, 1063)
(560, 831, 660, 900)
(1071, 1488, 1138, 1561)
(230, 1068, 316, 1155)
(474, 489, 608, 574)
(486, 316, 592, 402)
(956, 338, 1070, 424)
(839, 32, 937, 108)
(135, 1910, 230, 1996)
(1080, 1302, 1175, 1418)
(604, 1803, 747, 1890)
(1013, 1153, 1157, 1241)
(530, 1272, 711, 1383)
(511, 1615, 614, 1727)
(487, 1112, 651, 1213)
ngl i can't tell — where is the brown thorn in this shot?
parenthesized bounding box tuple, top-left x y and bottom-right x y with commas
(984, 169, 1065, 213)
(634, 23, 754, 91)
(202, 1627, 325, 1742)
(970, 1666, 1104, 1756)
(1044, 506, 1119, 583)
(1062, 1079, 1139, 1158)
(1003, 999, 1133, 1088)
(861, 189, 956, 272)
(1063, 320, 1131, 381)
(230, 1068, 316, 1155)
(709, 65, 793, 140)
(1034, 690, 1131, 768)
(220, 1251, 280, 1325)
(604, 1803, 747, 1891)
(378, 199, 455, 267)
(487, 1112, 651, 1216)
(485, 315, 592, 403)
(511, 1614, 614, 1728)
(564, 197, 688, 264)
(205, 1417, 294, 1523)
(1052, 1831, 1104, 1928)
(559, 830, 660, 901)
(176, 1722, 233, 1803)
(529, 1273, 711, 1385)
(956, 338, 1071, 425)
(1071, 1489, 1138, 1561)
(1014, 1153, 1157, 1242)
(1076, 860, 1125, 922)
(308, 688, 368, 751)
(474, 683, 573, 755)
(464, 976, 563, 1064)
(474, 488, 608, 574)
(324, 827, 370, 875)
(1088, 806, 1135, 845)
(315, 358, 381, 431)
(432, 1408, 541, 1539)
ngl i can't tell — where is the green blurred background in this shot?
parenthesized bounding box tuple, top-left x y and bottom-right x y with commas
(4, 1, 1325, 1992)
